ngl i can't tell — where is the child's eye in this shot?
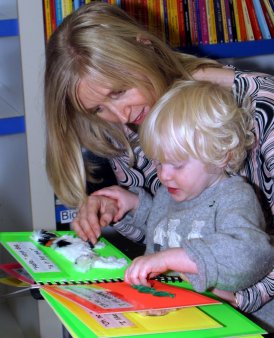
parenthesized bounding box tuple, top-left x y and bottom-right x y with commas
(173, 163, 185, 170)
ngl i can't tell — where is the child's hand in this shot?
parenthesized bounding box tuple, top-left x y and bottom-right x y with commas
(124, 249, 198, 286)
(124, 252, 169, 286)
(93, 185, 139, 222)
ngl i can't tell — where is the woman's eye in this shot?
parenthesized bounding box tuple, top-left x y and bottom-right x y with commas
(90, 106, 103, 115)
(110, 90, 126, 99)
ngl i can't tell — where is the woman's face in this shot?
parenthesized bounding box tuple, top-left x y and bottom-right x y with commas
(78, 77, 156, 125)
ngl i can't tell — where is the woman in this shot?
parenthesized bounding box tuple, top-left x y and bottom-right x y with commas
(44, 2, 274, 328)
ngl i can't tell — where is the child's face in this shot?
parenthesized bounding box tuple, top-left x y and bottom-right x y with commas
(156, 156, 224, 202)
(77, 77, 156, 125)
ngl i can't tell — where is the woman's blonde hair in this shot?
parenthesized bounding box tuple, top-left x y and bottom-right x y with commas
(140, 80, 254, 174)
(44, 2, 222, 207)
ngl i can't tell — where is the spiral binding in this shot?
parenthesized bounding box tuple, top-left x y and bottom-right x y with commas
(34, 275, 183, 286)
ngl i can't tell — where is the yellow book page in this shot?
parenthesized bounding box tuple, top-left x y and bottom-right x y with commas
(43, 288, 222, 337)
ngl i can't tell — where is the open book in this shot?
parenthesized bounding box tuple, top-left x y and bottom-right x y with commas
(41, 286, 265, 338)
(0, 231, 130, 285)
(0, 231, 266, 338)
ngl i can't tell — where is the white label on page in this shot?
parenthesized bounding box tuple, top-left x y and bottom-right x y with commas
(8, 242, 60, 273)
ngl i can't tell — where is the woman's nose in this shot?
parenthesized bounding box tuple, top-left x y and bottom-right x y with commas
(110, 102, 131, 124)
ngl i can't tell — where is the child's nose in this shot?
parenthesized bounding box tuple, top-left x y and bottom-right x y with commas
(158, 164, 173, 181)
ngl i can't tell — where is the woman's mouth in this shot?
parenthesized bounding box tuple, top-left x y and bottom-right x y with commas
(132, 108, 147, 125)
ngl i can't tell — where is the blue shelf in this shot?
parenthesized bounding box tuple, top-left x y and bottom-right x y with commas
(0, 116, 25, 136)
(0, 19, 19, 37)
(179, 39, 274, 59)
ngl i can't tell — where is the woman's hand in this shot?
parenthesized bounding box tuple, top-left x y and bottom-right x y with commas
(93, 185, 139, 221)
(72, 194, 119, 244)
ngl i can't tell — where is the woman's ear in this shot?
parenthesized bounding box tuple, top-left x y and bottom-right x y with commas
(136, 34, 152, 45)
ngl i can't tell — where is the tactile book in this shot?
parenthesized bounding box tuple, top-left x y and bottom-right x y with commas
(41, 283, 266, 338)
(0, 231, 266, 338)
(0, 231, 131, 285)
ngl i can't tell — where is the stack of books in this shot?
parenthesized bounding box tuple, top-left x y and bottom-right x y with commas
(42, 1, 274, 47)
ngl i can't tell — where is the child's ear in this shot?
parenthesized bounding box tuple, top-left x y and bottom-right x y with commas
(136, 34, 152, 45)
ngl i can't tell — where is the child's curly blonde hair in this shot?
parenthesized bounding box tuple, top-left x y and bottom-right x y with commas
(140, 80, 254, 175)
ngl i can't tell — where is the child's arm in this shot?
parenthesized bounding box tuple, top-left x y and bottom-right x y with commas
(124, 248, 198, 286)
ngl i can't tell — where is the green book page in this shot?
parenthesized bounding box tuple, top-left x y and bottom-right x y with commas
(41, 287, 266, 338)
(0, 231, 131, 284)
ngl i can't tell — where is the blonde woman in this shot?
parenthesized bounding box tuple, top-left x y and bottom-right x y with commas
(94, 80, 274, 331)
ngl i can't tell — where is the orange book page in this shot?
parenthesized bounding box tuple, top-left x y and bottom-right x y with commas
(42, 280, 220, 314)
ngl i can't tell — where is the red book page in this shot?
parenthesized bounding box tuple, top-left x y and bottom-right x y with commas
(42, 280, 220, 314)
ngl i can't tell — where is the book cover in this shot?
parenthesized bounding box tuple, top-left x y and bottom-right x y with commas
(214, 0, 225, 43)
(242, 0, 255, 40)
(177, 0, 186, 46)
(62, 0, 73, 19)
(261, 0, 274, 26)
(154, 0, 163, 39)
(183, 0, 192, 45)
(229, 0, 239, 40)
(41, 285, 266, 338)
(43, 0, 53, 41)
(245, 0, 263, 39)
(220, 0, 229, 42)
(253, 0, 271, 39)
(224, 0, 235, 41)
(159, 0, 167, 42)
(237, 0, 248, 40)
(55, 0, 63, 26)
(41, 280, 220, 314)
(260, 0, 274, 37)
(188, 0, 199, 45)
(194, 0, 203, 45)
(198, 0, 209, 44)
(232, 0, 242, 40)
(73, 0, 81, 11)
(206, 0, 217, 44)
(41, 288, 222, 337)
(167, 0, 180, 47)
(49, 0, 57, 33)
(0, 231, 131, 285)
(163, 0, 170, 44)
